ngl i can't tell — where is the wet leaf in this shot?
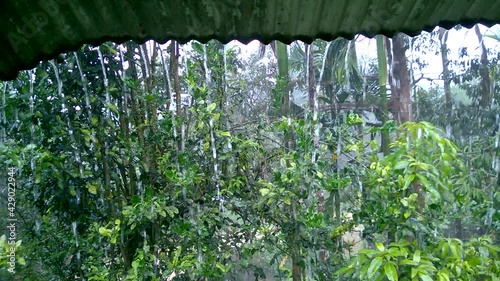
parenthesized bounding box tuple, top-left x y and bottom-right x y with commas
(367, 257, 384, 278)
(384, 262, 398, 281)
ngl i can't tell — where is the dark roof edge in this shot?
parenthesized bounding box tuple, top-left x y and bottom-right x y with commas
(0, 19, 497, 81)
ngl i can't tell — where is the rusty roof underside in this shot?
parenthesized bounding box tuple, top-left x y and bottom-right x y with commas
(1, 0, 499, 80)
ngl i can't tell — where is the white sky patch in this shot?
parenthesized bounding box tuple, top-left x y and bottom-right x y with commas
(356, 25, 499, 82)
(228, 24, 500, 89)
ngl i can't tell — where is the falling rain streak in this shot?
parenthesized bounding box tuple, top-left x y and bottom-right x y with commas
(203, 44, 222, 206)
(50, 60, 83, 204)
(2, 25, 499, 280)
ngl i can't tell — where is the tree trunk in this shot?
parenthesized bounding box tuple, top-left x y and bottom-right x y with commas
(438, 28, 452, 112)
(348, 40, 358, 73)
(387, 34, 420, 242)
(376, 35, 390, 156)
(171, 41, 184, 152)
(474, 25, 491, 108)
(123, 42, 145, 268)
(276, 41, 289, 117)
(388, 33, 413, 124)
(276, 41, 302, 281)
(1, 82, 6, 144)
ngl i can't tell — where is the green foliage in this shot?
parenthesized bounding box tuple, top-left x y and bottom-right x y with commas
(0, 235, 25, 273)
(337, 121, 499, 280)
(357, 123, 459, 241)
(0, 33, 498, 281)
(338, 237, 499, 281)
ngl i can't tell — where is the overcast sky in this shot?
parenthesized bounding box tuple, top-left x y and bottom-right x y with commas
(232, 24, 500, 89)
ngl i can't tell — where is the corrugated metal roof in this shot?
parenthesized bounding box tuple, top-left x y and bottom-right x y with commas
(1, 0, 499, 80)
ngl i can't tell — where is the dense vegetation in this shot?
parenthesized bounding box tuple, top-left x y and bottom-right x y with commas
(0, 25, 499, 281)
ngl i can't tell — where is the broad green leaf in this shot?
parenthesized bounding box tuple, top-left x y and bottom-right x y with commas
(413, 250, 421, 263)
(439, 241, 448, 258)
(87, 183, 98, 195)
(260, 188, 270, 196)
(165, 206, 179, 218)
(159, 210, 167, 217)
(450, 242, 460, 258)
(375, 242, 385, 252)
(98, 227, 112, 237)
(394, 161, 409, 170)
(367, 257, 384, 278)
(107, 103, 119, 115)
(335, 266, 352, 275)
(411, 267, 418, 278)
(207, 103, 216, 112)
(387, 247, 407, 257)
(419, 273, 433, 281)
(384, 262, 398, 281)
(468, 257, 481, 267)
(219, 131, 231, 137)
(416, 174, 429, 187)
(400, 259, 418, 266)
(438, 271, 450, 281)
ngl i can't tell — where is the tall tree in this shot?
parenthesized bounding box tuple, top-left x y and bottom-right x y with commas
(438, 27, 452, 112)
(276, 40, 304, 281)
(388, 33, 413, 123)
(376, 35, 391, 156)
(474, 24, 492, 108)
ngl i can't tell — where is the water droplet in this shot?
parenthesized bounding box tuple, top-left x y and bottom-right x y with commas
(30, 158, 36, 171)
(33, 186, 40, 201)
(198, 246, 203, 264)
(446, 124, 452, 138)
(35, 218, 41, 234)
(72, 221, 78, 248)
(137, 181, 143, 195)
(76, 187, 81, 205)
(98, 48, 112, 119)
